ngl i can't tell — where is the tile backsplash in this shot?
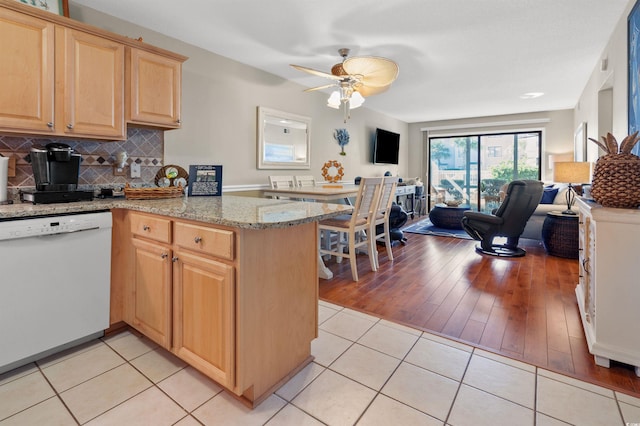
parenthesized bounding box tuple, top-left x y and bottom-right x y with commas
(0, 127, 164, 194)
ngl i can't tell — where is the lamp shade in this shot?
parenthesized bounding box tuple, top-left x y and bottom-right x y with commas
(349, 92, 365, 109)
(553, 161, 592, 183)
(327, 91, 341, 109)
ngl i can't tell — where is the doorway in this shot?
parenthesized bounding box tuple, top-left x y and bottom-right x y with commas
(428, 131, 541, 212)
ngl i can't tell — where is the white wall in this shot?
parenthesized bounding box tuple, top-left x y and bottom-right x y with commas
(407, 109, 575, 183)
(575, 0, 636, 161)
(68, 3, 409, 188)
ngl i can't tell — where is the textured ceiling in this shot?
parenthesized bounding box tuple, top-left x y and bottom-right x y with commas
(71, 0, 631, 123)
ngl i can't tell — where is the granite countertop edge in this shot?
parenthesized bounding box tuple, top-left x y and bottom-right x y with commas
(0, 195, 353, 229)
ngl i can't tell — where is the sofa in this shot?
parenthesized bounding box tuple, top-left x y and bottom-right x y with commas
(500, 183, 574, 241)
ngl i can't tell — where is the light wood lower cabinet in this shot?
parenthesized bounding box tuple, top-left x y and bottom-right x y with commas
(131, 237, 172, 349)
(173, 249, 234, 388)
(113, 210, 317, 405)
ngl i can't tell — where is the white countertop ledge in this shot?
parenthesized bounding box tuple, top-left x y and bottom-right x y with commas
(0, 195, 353, 229)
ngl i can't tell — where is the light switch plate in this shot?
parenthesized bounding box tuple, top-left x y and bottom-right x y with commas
(130, 162, 141, 178)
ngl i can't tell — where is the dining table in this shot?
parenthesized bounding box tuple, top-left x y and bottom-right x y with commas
(262, 183, 360, 203)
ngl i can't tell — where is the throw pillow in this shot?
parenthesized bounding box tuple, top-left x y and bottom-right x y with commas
(540, 187, 558, 204)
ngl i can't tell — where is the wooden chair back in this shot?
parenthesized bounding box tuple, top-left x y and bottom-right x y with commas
(294, 175, 316, 187)
(268, 175, 294, 189)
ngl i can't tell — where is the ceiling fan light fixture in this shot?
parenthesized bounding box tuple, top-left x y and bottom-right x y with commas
(292, 48, 396, 122)
(350, 91, 365, 109)
(327, 91, 341, 109)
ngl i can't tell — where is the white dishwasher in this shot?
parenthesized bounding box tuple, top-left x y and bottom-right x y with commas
(0, 211, 112, 374)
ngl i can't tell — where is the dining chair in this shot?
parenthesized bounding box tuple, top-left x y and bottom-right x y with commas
(318, 177, 383, 281)
(268, 175, 295, 199)
(372, 176, 399, 268)
(294, 175, 317, 187)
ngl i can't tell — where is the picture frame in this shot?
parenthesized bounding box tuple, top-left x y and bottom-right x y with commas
(15, 0, 69, 17)
(629, 0, 640, 155)
(574, 122, 587, 162)
(187, 165, 223, 197)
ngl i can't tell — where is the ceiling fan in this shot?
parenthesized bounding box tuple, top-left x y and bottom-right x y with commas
(291, 48, 399, 122)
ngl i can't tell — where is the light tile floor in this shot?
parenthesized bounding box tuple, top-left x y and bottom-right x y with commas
(1, 300, 640, 425)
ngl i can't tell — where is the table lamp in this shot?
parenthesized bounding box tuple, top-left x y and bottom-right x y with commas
(553, 161, 592, 215)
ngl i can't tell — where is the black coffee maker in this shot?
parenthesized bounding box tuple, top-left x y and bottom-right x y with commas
(21, 143, 93, 204)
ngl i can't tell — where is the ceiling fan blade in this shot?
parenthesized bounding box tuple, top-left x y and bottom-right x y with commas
(304, 83, 337, 92)
(354, 84, 390, 97)
(343, 56, 399, 87)
(290, 64, 342, 81)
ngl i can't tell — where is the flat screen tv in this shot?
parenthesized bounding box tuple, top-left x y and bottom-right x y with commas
(373, 128, 400, 165)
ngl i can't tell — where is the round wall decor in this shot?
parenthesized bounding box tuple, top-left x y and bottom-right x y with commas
(321, 160, 344, 183)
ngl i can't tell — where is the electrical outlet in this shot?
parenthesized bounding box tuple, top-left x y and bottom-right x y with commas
(130, 162, 141, 178)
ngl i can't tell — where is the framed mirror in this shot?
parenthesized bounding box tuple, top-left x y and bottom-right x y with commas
(257, 106, 311, 169)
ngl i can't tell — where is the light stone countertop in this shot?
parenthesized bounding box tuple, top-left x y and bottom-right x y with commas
(0, 195, 353, 229)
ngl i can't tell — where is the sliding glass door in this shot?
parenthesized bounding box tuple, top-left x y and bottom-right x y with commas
(428, 131, 541, 213)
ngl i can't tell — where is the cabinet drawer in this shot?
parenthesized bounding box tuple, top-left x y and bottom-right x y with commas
(174, 222, 234, 260)
(129, 212, 172, 243)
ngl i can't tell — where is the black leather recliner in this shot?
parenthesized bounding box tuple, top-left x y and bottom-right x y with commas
(461, 180, 543, 257)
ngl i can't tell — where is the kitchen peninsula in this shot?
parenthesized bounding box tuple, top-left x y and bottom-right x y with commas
(0, 195, 351, 406)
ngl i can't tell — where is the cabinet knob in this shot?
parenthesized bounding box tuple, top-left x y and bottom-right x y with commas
(66, 124, 74, 130)
(142, 225, 150, 231)
(47, 122, 54, 128)
(172, 256, 179, 262)
(176, 119, 182, 124)
(194, 236, 202, 243)
(161, 253, 168, 259)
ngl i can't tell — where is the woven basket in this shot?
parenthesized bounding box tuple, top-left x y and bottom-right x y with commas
(591, 153, 640, 208)
(124, 183, 184, 200)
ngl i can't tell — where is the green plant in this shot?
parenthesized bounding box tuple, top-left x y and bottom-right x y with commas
(490, 161, 538, 181)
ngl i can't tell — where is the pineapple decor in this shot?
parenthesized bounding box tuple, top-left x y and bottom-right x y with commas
(588, 132, 640, 208)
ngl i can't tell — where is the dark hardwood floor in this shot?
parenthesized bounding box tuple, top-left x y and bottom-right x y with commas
(319, 215, 640, 398)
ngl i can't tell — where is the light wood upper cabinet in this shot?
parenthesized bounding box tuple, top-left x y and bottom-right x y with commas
(57, 26, 125, 139)
(0, 1, 187, 139)
(127, 48, 182, 128)
(0, 9, 54, 133)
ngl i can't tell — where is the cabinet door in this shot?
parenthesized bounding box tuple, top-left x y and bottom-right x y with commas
(57, 27, 125, 139)
(173, 250, 235, 388)
(128, 48, 182, 128)
(0, 9, 54, 133)
(131, 238, 172, 348)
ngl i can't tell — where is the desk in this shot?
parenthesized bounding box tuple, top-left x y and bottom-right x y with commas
(395, 185, 416, 218)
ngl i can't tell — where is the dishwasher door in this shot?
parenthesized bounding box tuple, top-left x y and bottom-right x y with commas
(0, 212, 112, 373)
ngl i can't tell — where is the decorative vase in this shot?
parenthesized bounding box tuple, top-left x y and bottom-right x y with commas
(588, 132, 640, 209)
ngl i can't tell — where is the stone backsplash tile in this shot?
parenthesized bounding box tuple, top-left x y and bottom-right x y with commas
(0, 127, 164, 190)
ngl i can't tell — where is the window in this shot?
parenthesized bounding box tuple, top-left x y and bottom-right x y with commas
(487, 146, 502, 157)
(428, 131, 541, 212)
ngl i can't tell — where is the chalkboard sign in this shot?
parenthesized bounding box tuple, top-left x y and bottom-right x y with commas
(187, 165, 223, 196)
